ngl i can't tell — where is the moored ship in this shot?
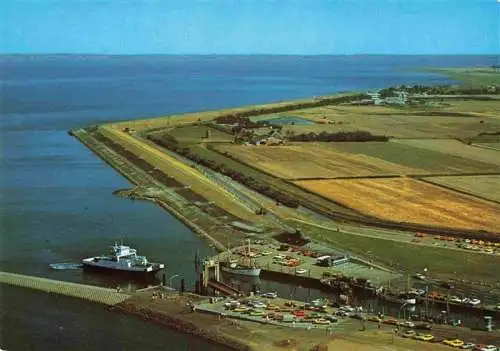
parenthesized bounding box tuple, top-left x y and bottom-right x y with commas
(82, 243, 165, 274)
(220, 239, 261, 277)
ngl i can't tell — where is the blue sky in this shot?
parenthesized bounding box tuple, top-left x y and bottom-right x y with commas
(1, 0, 498, 54)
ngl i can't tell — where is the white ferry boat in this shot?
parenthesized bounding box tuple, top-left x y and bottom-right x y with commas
(82, 243, 164, 274)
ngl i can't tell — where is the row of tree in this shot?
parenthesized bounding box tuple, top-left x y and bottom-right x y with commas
(148, 134, 300, 208)
(289, 130, 389, 142)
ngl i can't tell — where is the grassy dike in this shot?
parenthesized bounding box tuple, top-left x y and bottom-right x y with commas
(289, 220, 500, 284)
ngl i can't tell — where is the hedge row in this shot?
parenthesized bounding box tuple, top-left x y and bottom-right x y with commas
(290, 130, 389, 142)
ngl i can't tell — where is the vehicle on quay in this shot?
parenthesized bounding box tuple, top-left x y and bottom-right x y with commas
(261, 292, 278, 299)
(414, 334, 434, 342)
(81, 242, 165, 274)
(379, 292, 417, 305)
(400, 321, 416, 328)
(443, 339, 465, 348)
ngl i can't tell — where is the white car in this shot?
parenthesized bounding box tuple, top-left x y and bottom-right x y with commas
(261, 292, 278, 299)
(478, 346, 498, 351)
(460, 343, 475, 349)
(400, 321, 415, 328)
(224, 300, 240, 308)
(340, 305, 355, 312)
(413, 273, 426, 280)
(250, 301, 267, 308)
(449, 296, 462, 304)
(468, 298, 481, 306)
(260, 250, 273, 256)
(273, 255, 286, 260)
(295, 268, 307, 274)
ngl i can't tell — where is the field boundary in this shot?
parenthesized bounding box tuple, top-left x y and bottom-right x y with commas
(472, 144, 500, 152)
(418, 177, 500, 206)
(208, 143, 500, 239)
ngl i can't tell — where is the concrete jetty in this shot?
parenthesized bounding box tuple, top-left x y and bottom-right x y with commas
(0, 271, 130, 306)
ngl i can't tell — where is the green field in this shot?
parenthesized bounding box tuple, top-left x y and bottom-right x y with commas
(289, 220, 500, 284)
(424, 175, 500, 203)
(391, 139, 500, 167)
(276, 108, 500, 139)
(165, 125, 234, 144)
(326, 141, 500, 174)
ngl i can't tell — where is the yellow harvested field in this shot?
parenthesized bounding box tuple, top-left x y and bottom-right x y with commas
(214, 143, 419, 179)
(294, 178, 500, 232)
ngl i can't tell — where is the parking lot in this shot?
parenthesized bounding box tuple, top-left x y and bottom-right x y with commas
(228, 243, 401, 287)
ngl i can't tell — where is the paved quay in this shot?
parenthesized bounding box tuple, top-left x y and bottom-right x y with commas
(0, 271, 131, 306)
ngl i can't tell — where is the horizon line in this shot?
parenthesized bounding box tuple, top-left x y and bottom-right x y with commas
(1, 53, 499, 57)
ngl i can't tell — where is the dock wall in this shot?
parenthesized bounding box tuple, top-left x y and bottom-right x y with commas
(0, 271, 131, 306)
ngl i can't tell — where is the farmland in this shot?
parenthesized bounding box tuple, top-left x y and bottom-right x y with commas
(213, 142, 500, 180)
(213, 143, 419, 179)
(270, 103, 500, 139)
(328, 141, 500, 173)
(391, 139, 500, 167)
(423, 175, 500, 203)
(294, 178, 500, 232)
(163, 125, 234, 144)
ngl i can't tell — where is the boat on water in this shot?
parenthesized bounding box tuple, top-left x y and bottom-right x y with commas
(82, 243, 164, 274)
(379, 292, 417, 305)
(220, 240, 261, 277)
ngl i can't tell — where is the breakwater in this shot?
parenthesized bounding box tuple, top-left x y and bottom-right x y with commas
(0, 271, 130, 306)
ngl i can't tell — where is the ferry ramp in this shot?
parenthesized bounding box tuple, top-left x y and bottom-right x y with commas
(207, 279, 243, 297)
(0, 271, 131, 306)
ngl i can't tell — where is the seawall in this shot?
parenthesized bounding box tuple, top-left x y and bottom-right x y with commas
(0, 271, 130, 306)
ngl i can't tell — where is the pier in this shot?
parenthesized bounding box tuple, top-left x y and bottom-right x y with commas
(0, 271, 131, 306)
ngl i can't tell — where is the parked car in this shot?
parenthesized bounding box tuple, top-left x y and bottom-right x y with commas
(468, 298, 481, 306)
(224, 300, 240, 308)
(400, 321, 416, 328)
(324, 315, 338, 323)
(261, 292, 278, 299)
(413, 273, 426, 280)
(460, 343, 476, 349)
(249, 301, 267, 309)
(449, 296, 463, 304)
(295, 268, 307, 274)
(414, 323, 432, 330)
(414, 334, 434, 342)
(443, 339, 465, 348)
(476, 346, 497, 351)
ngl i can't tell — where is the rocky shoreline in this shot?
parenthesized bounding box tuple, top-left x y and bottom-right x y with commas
(110, 293, 251, 351)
